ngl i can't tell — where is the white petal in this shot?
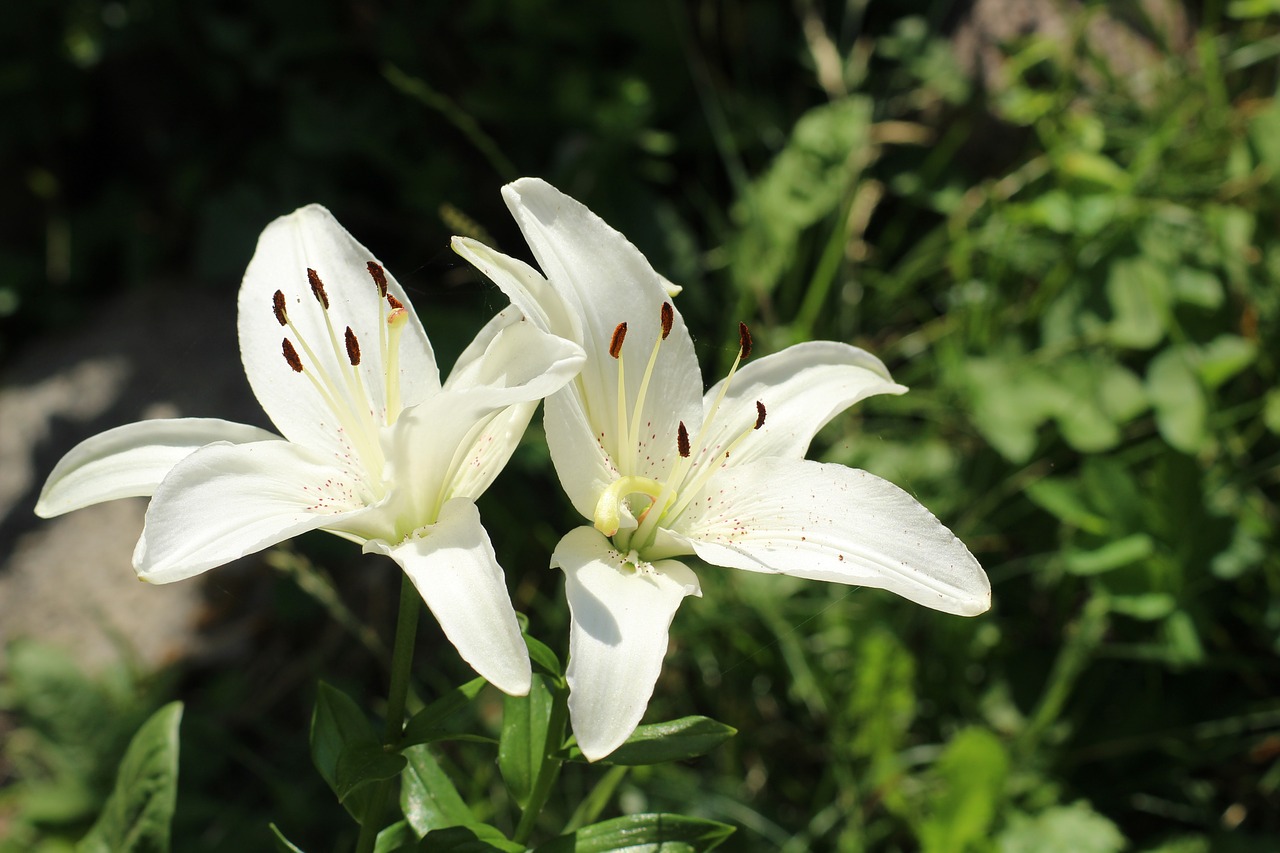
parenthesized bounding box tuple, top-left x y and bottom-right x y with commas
(238, 204, 439, 452)
(502, 179, 702, 477)
(36, 418, 280, 517)
(135, 440, 366, 584)
(698, 341, 905, 466)
(367, 318, 584, 535)
(543, 387, 617, 521)
(368, 499, 530, 696)
(678, 459, 990, 616)
(551, 526, 701, 761)
(450, 236, 580, 342)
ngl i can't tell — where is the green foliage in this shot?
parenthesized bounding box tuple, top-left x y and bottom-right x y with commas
(6, 1, 1280, 851)
(77, 702, 183, 853)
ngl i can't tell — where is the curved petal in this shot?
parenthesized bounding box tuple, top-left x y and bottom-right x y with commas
(543, 387, 618, 521)
(238, 204, 439, 453)
(697, 341, 906, 467)
(551, 526, 701, 761)
(370, 319, 584, 535)
(502, 179, 702, 476)
(36, 418, 280, 517)
(677, 458, 991, 616)
(135, 440, 367, 584)
(451, 236, 580, 342)
(367, 499, 530, 696)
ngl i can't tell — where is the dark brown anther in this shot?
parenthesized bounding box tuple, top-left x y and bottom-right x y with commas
(754, 400, 766, 430)
(609, 322, 628, 359)
(738, 322, 753, 360)
(272, 290, 288, 326)
(367, 261, 388, 297)
(677, 422, 690, 458)
(307, 268, 330, 309)
(659, 302, 674, 340)
(282, 338, 304, 372)
(344, 326, 361, 366)
(386, 294, 404, 311)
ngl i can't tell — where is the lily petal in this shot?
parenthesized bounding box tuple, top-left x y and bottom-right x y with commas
(238, 204, 439, 452)
(699, 341, 906, 465)
(359, 317, 583, 541)
(543, 386, 618, 521)
(368, 499, 531, 696)
(36, 418, 280, 517)
(552, 526, 701, 761)
(502, 178, 702, 473)
(451, 236, 581, 342)
(135, 440, 366, 584)
(679, 458, 991, 616)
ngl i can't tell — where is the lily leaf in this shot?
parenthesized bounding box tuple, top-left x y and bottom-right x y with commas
(311, 681, 379, 820)
(533, 813, 736, 852)
(335, 743, 407, 804)
(498, 673, 557, 807)
(76, 702, 183, 853)
(400, 677, 488, 748)
(563, 716, 737, 765)
(418, 825, 525, 852)
(400, 744, 475, 836)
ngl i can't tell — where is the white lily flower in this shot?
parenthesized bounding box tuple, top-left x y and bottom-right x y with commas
(36, 204, 586, 697)
(454, 178, 991, 758)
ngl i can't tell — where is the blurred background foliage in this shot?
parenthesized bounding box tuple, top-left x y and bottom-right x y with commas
(2, 0, 1278, 850)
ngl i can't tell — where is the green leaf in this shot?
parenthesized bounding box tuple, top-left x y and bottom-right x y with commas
(419, 825, 525, 852)
(526, 634, 563, 678)
(1107, 257, 1169, 349)
(400, 744, 474, 836)
(76, 702, 183, 853)
(1147, 347, 1209, 453)
(335, 743, 407, 803)
(498, 673, 555, 807)
(269, 823, 307, 853)
(1064, 534, 1155, 576)
(1171, 268, 1223, 309)
(1265, 388, 1280, 435)
(916, 727, 1009, 853)
(533, 813, 736, 852)
(1025, 478, 1108, 534)
(564, 716, 737, 765)
(310, 682, 379, 820)
(1105, 592, 1177, 621)
(400, 678, 488, 748)
(1195, 335, 1256, 389)
(997, 801, 1126, 853)
(374, 820, 419, 853)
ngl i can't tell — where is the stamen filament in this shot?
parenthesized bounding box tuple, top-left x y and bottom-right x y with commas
(610, 322, 631, 478)
(385, 306, 409, 423)
(667, 400, 766, 521)
(627, 304, 672, 467)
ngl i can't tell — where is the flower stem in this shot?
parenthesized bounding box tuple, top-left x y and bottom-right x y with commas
(355, 572, 422, 853)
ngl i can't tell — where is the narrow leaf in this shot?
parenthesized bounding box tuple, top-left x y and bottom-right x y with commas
(401, 678, 487, 748)
(269, 823, 308, 853)
(533, 813, 736, 852)
(335, 744, 407, 803)
(310, 681, 380, 820)
(419, 825, 525, 852)
(498, 673, 554, 807)
(400, 744, 474, 836)
(563, 716, 737, 765)
(76, 702, 183, 853)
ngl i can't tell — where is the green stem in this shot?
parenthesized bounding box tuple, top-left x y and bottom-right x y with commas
(513, 684, 570, 845)
(355, 573, 422, 853)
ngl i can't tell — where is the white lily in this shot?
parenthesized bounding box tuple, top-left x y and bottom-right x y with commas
(36, 204, 585, 696)
(454, 178, 990, 758)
